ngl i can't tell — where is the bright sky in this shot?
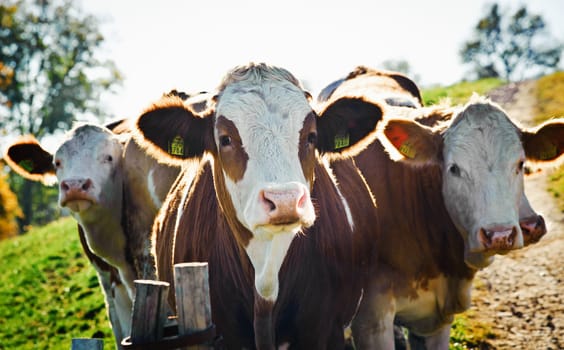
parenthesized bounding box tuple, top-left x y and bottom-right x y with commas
(81, 0, 564, 122)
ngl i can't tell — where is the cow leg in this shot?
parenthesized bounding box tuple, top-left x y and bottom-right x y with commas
(351, 290, 396, 349)
(408, 324, 450, 350)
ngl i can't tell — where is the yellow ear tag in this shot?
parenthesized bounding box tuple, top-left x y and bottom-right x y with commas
(399, 142, 416, 159)
(168, 136, 185, 156)
(18, 159, 34, 172)
(334, 133, 350, 150)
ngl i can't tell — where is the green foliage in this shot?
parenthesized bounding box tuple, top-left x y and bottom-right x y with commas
(0, 217, 113, 349)
(460, 3, 563, 81)
(0, 166, 22, 239)
(534, 71, 564, 211)
(0, 0, 123, 230)
(535, 71, 564, 123)
(450, 311, 495, 350)
(422, 78, 505, 106)
(0, 0, 122, 137)
(7, 170, 61, 232)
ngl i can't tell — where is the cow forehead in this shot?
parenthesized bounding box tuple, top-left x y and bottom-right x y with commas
(444, 105, 523, 164)
(55, 126, 122, 171)
(216, 81, 312, 139)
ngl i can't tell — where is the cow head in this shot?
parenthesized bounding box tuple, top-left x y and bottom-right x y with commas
(4, 124, 125, 222)
(133, 62, 382, 301)
(379, 96, 563, 268)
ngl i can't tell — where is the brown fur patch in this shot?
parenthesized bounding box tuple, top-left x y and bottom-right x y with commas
(216, 116, 249, 182)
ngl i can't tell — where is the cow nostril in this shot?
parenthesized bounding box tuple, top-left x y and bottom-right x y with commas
(260, 191, 276, 212)
(536, 215, 545, 229)
(480, 228, 493, 242)
(61, 181, 70, 192)
(508, 226, 517, 245)
(82, 179, 93, 191)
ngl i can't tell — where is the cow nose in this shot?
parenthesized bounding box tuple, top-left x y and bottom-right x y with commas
(520, 215, 546, 245)
(61, 179, 93, 193)
(478, 226, 518, 251)
(260, 186, 308, 225)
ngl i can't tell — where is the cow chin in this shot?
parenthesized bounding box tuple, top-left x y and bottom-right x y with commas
(464, 250, 495, 270)
(252, 222, 305, 241)
(63, 199, 94, 213)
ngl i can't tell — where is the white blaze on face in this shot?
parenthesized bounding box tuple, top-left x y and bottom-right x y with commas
(54, 125, 124, 218)
(441, 104, 525, 259)
(215, 78, 316, 301)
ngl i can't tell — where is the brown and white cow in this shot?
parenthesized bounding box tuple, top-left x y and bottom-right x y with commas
(133, 62, 381, 349)
(315, 68, 563, 349)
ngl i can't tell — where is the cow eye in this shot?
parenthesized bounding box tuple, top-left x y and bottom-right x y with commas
(307, 132, 317, 145)
(219, 135, 232, 147)
(105, 155, 113, 162)
(54, 160, 61, 168)
(448, 164, 461, 177)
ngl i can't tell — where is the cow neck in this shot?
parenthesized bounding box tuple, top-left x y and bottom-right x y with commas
(357, 141, 476, 289)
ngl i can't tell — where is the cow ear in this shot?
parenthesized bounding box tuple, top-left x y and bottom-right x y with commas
(379, 118, 442, 165)
(522, 118, 564, 162)
(4, 136, 56, 185)
(316, 97, 383, 157)
(133, 96, 214, 165)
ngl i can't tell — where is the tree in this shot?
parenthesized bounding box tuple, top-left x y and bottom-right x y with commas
(460, 3, 563, 81)
(0, 0, 122, 232)
(380, 59, 421, 84)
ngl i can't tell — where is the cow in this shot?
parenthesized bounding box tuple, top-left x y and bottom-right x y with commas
(315, 67, 563, 349)
(132, 62, 382, 349)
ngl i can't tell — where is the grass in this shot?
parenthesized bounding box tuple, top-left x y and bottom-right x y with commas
(535, 71, 564, 123)
(422, 77, 505, 106)
(0, 217, 113, 350)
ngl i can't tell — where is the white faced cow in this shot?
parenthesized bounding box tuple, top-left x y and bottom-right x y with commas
(133, 62, 381, 349)
(4, 114, 185, 347)
(316, 69, 563, 349)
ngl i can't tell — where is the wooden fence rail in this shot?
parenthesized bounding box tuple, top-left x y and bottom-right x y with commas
(73, 262, 217, 350)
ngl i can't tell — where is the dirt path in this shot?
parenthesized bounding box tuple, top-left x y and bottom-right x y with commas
(468, 82, 564, 349)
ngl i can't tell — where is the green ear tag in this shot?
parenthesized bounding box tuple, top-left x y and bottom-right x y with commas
(399, 142, 416, 159)
(18, 159, 34, 172)
(334, 133, 350, 150)
(168, 136, 185, 156)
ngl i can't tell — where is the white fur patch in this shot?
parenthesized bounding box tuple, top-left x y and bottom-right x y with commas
(322, 158, 355, 231)
(147, 168, 162, 208)
(246, 232, 295, 301)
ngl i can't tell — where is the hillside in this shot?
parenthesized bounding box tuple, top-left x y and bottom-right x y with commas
(0, 218, 113, 349)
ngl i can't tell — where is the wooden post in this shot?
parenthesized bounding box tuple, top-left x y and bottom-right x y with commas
(174, 262, 213, 350)
(129, 280, 170, 344)
(71, 338, 103, 350)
